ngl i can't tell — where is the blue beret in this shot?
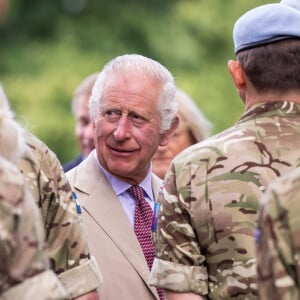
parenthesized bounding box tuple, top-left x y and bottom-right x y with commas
(281, 0, 300, 10)
(233, 0, 300, 53)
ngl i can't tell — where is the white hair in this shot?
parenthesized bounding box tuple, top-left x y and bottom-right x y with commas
(89, 54, 177, 132)
(0, 84, 26, 162)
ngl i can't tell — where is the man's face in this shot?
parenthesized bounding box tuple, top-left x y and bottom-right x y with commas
(74, 94, 95, 158)
(93, 71, 172, 184)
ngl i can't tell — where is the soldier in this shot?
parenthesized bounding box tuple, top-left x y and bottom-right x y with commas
(0, 86, 102, 299)
(0, 89, 67, 299)
(256, 168, 300, 300)
(17, 130, 102, 300)
(149, 0, 300, 299)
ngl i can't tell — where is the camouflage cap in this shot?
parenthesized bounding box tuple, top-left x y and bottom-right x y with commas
(233, 0, 300, 53)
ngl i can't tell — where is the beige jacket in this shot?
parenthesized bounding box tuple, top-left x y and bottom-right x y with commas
(67, 152, 161, 300)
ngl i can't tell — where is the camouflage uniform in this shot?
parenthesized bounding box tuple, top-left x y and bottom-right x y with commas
(17, 130, 102, 299)
(256, 167, 300, 300)
(0, 157, 68, 300)
(149, 101, 300, 299)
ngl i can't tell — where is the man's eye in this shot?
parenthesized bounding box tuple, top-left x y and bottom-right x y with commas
(104, 110, 121, 121)
(78, 118, 90, 126)
(105, 110, 117, 116)
(130, 113, 142, 120)
(128, 113, 146, 125)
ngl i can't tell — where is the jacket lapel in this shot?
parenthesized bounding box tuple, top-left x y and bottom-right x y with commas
(72, 154, 161, 298)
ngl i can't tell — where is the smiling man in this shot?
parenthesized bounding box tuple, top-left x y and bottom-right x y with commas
(66, 54, 179, 300)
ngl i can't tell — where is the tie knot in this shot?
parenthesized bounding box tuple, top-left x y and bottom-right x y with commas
(129, 185, 144, 202)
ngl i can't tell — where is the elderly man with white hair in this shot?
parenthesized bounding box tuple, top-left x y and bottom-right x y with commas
(67, 54, 179, 300)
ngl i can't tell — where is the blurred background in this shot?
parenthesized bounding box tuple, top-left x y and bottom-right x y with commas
(0, 0, 270, 165)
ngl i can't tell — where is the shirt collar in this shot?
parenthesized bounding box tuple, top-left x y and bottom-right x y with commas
(93, 150, 154, 201)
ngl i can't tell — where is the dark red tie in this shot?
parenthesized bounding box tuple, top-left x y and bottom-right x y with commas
(129, 185, 165, 300)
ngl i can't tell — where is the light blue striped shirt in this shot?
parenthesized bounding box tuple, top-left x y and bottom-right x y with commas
(93, 150, 155, 227)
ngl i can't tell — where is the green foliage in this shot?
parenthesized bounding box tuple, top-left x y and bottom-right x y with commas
(0, 0, 270, 164)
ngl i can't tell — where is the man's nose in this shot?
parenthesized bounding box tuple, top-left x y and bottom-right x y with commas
(113, 115, 131, 141)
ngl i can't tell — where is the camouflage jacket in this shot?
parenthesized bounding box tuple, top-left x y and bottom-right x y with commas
(149, 101, 300, 299)
(16, 131, 102, 298)
(0, 157, 68, 299)
(256, 167, 300, 300)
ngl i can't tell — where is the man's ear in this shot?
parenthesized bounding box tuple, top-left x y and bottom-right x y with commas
(227, 60, 246, 90)
(159, 116, 179, 147)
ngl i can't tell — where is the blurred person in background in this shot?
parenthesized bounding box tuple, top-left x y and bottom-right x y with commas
(149, 0, 300, 299)
(0, 86, 68, 299)
(0, 0, 9, 24)
(152, 88, 212, 179)
(0, 85, 102, 300)
(67, 54, 179, 300)
(63, 73, 97, 172)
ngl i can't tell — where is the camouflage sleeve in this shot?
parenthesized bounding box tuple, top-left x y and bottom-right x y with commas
(0, 159, 48, 291)
(149, 163, 208, 295)
(19, 132, 102, 298)
(38, 142, 102, 298)
(0, 270, 68, 300)
(256, 172, 300, 300)
(0, 158, 67, 299)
